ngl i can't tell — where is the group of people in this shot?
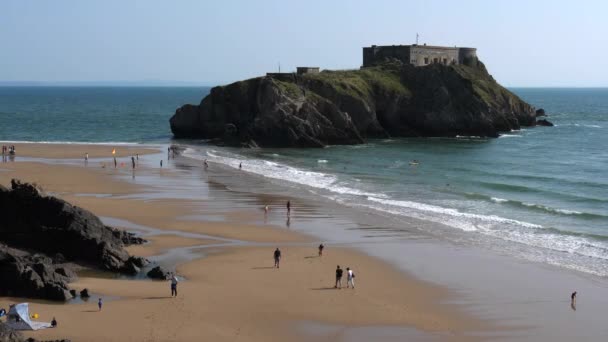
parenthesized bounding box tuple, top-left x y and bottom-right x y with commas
(335, 265, 355, 289)
(272, 245, 355, 289)
(1, 145, 16, 155)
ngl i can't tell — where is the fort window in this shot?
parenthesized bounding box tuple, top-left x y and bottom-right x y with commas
(424, 57, 429, 64)
(443, 58, 447, 64)
(433, 58, 438, 63)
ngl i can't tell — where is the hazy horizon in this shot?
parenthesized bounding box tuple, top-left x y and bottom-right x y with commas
(3, 0, 607, 87)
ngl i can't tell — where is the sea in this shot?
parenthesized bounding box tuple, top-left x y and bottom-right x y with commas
(1, 86, 607, 277)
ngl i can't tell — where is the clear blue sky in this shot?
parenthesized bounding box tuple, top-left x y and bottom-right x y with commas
(2, 0, 607, 86)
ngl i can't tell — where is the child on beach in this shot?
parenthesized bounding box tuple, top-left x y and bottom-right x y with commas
(171, 274, 179, 297)
(346, 267, 355, 289)
(98, 298, 103, 311)
(274, 248, 281, 268)
(318, 244, 324, 257)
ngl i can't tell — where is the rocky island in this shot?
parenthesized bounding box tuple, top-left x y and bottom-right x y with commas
(171, 45, 547, 147)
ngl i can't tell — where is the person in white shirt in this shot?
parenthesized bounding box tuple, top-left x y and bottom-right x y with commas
(170, 274, 179, 297)
(346, 267, 355, 289)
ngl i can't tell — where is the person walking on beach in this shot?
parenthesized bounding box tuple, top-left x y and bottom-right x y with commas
(131, 156, 136, 169)
(84, 153, 88, 165)
(136, 153, 139, 162)
(98, 298, 103, 311)
(113, 157, 117, 169)
(318, 244, 324, 257)
(286, 200, 291, 216)
(160, 160, 163, 168)
(346, 267, 355, 289)
(335, 265, 343, 289)
(274, 248, 282, 268)
(171, 273, 179, 297)
(571, 291, 577, 308)
(239, 162, 242, 170)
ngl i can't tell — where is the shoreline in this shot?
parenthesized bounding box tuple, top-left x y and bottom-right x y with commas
(0, 143, 492, 341)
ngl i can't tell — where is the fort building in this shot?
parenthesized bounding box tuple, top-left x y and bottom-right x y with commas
(362, 44, 477, 67)
(296, 67, 320, 75)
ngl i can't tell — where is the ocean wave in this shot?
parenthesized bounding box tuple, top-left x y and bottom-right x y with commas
(367, 196, 542, 229)
(464, 192, 606, 219)
(183, 147, 387, 199)
(362, 196, 608, 264)
(491, 197, 509, 203)
(317, 159, 328, 163)
(478, 181, 537, 193)
(498, 134, 522, 138)
(574, 123, 602, 128)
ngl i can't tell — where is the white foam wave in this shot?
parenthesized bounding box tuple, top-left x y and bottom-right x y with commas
(317, 159, 328, 163)
(522, 202, 583, 215)
(183, 148, 386, 198)
(361, 197, 608, 265)
(491, 197, 508, 203)
(367, 196, 542, 230)
(498, 134, 522, 138)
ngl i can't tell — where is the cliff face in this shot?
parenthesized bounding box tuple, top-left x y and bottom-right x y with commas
(170, 59, 536, 147)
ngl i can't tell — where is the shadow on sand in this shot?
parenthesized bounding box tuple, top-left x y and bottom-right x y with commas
(251, 266, 275, 270)
(143, 296, 173, 300)
(310, 287, 338, 291)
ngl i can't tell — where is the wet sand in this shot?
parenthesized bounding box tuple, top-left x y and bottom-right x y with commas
(0, 144, 490, 341)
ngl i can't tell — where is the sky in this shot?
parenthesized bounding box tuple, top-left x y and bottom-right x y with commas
(2, 0, 607, 87)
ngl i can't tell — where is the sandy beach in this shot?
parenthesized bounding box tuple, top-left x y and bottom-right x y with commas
(0, 143, 491, 341)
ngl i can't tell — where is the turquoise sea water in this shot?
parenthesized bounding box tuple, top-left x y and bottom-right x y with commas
(1, 86, 607, 276)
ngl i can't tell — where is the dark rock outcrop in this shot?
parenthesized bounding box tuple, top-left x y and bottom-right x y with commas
(146, 266, 170, 280)
(0, 180, 147, 274)
(536, 119, 554, 126)
(535, 108, 546, 117)
(0, 180, 150, 301)
(0, 245, 74, 301)
(112, 230, 146, 246)
(79, 288, 90, 298)
(171, 60, 539, 147)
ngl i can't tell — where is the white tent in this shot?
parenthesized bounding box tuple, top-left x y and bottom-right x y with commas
(5, 303, 52, 331)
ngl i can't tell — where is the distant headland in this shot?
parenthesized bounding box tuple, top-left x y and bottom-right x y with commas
(170, 43, 548, 147)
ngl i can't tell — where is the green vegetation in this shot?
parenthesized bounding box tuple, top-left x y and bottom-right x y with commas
(358, 65, 411, 97)
(302, 65, 410, 100)
(274, 79, 302, 98)
(451, 63, 515, 107)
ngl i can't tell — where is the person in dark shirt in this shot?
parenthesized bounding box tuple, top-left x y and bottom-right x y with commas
(335, 265, 343, 289)
(274, 248, 281, 268)
(51, 317, 57, 328)
(318, 244, 324, 257)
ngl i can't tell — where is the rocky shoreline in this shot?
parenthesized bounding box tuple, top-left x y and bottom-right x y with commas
(171, 60, 551, 147)
(0, 180, 158, 301)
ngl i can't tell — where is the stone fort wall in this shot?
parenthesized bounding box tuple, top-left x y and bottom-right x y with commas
(363, 45, 477, 67)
